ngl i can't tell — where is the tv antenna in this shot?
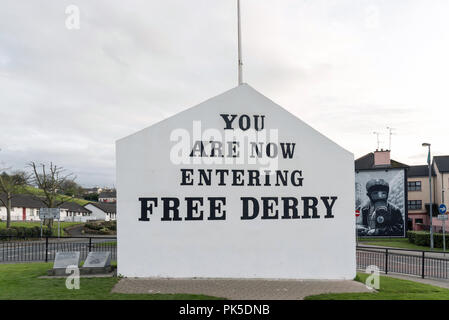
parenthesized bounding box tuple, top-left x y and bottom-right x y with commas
(237, 0, 243, 85)
(386, 127, 395, 151)
(373, 132, 381, 150)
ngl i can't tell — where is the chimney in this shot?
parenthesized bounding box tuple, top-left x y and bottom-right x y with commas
(374, 149, 391, 166)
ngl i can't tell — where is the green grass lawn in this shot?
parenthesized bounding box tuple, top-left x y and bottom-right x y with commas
(3, 263, 448, 300)
(305, 273, 449, 300)
(0, 263, 222, 300)
(0, 221, 84, 237)
(94, 241, 117, 247)
(358, 238, 448, 252)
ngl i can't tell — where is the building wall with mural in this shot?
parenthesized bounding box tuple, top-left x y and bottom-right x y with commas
(355, 168, 407, 237)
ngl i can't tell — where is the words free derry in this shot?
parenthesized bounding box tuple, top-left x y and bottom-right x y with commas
(138, 113, 338, 222)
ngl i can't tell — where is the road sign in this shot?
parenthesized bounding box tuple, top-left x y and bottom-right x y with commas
(39, 208, 61, 238)
(39, 208, 60, 220)
(355, 210, 360, 217)
(439, 204, 447, 214)
(438, 214, 448, 221)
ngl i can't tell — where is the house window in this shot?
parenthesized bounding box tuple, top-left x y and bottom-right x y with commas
(408, 200, 422, 210)
(415, 218, 423, 224)
(408, 181, 421, 191)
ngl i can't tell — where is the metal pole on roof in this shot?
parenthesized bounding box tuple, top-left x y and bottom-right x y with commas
(386, 127, 395, 150)
(237, 0, 243, 85)
(373, 132, 380, 150)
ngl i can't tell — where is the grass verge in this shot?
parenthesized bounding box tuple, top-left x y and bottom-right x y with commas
(0, 262, 222, 300)
(94, 241, 117, 247)
(305, 272, 449, 300)
(358, 238, 447, 252)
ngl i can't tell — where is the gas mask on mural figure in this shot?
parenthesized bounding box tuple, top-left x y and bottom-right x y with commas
(368, 190, 390, 229)
(358, 177, 404, 237)
(364, 178, 391, 234)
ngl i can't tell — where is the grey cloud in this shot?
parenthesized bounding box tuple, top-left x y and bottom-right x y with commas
(1, 0, 448, 186)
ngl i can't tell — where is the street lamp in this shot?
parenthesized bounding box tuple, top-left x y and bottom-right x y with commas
(422, 143, 434, 249)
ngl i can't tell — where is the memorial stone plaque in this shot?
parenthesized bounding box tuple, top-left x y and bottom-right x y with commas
(80, 251, 112, 274)
(53, 252, 80, 269)
(83, 252, 111, 268)
(48, 251, 80, 276)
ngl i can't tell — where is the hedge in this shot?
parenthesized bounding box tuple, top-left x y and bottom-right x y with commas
(407, 231, 449, 249)
(0, 226, 51, 238)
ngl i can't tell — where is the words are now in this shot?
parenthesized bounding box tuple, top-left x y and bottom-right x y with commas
(137, 196, 338, 221)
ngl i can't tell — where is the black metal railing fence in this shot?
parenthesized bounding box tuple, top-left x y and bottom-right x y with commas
(357, 245, 449, 280)
(2, 237, 448, 281)
(0, 236, 117, 263)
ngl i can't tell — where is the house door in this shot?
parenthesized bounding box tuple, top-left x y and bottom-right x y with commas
(22, 207, 26, 221)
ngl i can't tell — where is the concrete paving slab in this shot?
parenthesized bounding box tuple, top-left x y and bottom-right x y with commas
(112, 278, 372, 300)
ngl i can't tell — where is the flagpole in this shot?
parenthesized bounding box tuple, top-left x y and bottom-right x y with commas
(237, 0, 243, 85)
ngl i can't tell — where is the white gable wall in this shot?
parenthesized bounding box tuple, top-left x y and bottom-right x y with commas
(117, 84, 355, 279)
(84, 204, 107, 221)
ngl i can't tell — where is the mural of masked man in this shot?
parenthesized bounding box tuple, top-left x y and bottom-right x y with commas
(358, 178, 404, 236)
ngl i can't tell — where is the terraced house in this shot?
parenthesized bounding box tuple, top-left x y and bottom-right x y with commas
(407, 155, 449, 232)
(0, 194, 92, 222)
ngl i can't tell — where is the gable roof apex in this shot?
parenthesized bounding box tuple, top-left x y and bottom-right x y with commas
(116, 83, 353, 157)
(433, 155, 449, 173)
(355, 152, 409, 171)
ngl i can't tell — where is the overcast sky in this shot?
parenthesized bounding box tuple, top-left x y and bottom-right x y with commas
(1, 0, 448, 187)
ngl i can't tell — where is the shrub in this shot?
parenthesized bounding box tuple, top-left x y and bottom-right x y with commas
(0, 225, 52, 238)
(43, 226, 52, 236)
(408, 231, 449, 249)
(85, 222, 102, 231)
(6, 228, 18, 237)
(99, 228, 110, 235)
(103, 221, 116, 231)
(0, 228, 8, 237)
(32, 226, 41, 237)
(24, 227, 33, 238)
(84, 221, 116, 234)
(14, 226, 26, 237)
(407, 231, 415, 244)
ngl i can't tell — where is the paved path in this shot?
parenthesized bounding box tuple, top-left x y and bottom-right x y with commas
(112, 278, 371, 300)
(64, 224, 85, 236)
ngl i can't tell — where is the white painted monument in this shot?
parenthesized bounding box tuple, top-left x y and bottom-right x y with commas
(116, 84, 355, 279)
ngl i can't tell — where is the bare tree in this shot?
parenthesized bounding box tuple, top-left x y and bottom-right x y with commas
(0, 169, 29, 228)
(27, 162, 76, 228)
